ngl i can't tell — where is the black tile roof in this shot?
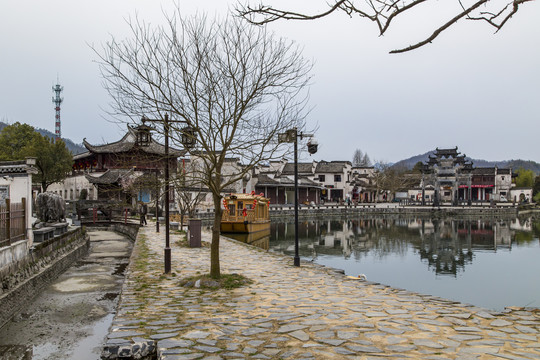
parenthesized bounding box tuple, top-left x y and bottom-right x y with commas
(82, 126, 183, 157)
(315, 161, 350, 174)
(0, 160, 30, 174)
(85, 169, 133, 185)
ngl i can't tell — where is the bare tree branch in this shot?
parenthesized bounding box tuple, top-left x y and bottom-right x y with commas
(236, 0, 535, 53)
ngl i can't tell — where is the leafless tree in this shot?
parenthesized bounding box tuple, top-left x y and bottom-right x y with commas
(353, 149, 372, 167)
(352, 149, 364, 167)
(95, 9, 312, 278)
(237, 0, 534, 53)
(372, 161, 418, 201)
(173, 159, 207, 231)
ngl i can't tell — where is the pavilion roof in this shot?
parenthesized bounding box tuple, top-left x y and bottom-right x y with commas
(85, 169, 133, 185)
(82, 126, 183, 157)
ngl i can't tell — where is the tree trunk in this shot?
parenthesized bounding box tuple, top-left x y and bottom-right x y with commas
(210, 193, 223, 279)
(180, 212, 184, 231)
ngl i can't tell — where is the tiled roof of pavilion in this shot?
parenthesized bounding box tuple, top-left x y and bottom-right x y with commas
(434, 147, 459, 158)
(81, 126, 183, 157)
(85, 169, 133, 185)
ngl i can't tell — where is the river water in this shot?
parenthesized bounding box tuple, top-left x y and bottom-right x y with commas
(229, 215, 540, 311)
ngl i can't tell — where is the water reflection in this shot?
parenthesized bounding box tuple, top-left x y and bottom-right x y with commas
(267, 216, 538, 277)
(227, 215, 540, 310)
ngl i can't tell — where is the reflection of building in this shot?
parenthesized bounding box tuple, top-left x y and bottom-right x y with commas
(268, 216, 526, 277)
(419, 218, 512, 275)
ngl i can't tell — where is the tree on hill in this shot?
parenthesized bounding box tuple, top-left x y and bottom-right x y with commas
(95, 9, 312, 278)
(533, 175, 540, 203)
(0, 122, 73, 192)
(238, 0, 534, 53)
(514, 168, 534, 188)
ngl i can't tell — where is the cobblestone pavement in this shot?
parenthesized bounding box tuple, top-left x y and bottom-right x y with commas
(104, 225, 540, 360)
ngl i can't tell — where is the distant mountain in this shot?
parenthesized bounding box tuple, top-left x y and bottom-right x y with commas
(0, 121, 86, 155)
(392, 150, 540, 175)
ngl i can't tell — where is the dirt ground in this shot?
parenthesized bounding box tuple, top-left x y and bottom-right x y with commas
(0, 230, 133, 360)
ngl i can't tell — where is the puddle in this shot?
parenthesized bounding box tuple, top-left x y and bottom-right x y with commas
(70, 313, 115, 360)
(32, 343, 60, 360)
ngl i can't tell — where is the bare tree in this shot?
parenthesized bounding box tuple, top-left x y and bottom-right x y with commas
(361, 153, 372, 167)
(352, 149, 364, 167)
(372, 162, 418, 201)
(237, 0, 534, 53)
(95, 9, 312, 278)
(353, 149, 372, 167)
(173, 159, 207, 231)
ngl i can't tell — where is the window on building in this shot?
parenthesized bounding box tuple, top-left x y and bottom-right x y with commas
(318, 175, 325, 182)
(334, 175, 341, 182)
(502, 176, 505, 181)
(64, 190, 68, 199)
(70, 189, 73, 200)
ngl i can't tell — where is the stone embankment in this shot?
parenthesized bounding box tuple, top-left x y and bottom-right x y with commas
(191, 203, 519, 223)
(0, 227, 88, 328)
(102, 226, 540, 360)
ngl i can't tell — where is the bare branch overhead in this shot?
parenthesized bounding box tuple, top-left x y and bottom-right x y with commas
(237, 0, 535, 53)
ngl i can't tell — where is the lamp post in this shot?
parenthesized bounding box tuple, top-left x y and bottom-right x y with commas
(278, 128, 318, 267)
(139, 114, 196, 273)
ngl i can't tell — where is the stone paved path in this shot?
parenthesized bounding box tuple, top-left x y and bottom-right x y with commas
(103, 225, 540, 359)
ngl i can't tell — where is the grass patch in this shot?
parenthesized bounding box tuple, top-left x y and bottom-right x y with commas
(179, 273, 253, 290)
(175, 236, 211, 248)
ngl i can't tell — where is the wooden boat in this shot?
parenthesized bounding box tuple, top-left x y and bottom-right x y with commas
(220, 192, 270, 234)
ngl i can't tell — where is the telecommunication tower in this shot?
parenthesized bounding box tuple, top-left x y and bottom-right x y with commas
(52, 82, 63, 140)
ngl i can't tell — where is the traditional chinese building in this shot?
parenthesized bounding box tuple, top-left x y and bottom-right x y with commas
(253, 160, 323, 205)
(48, 125, 182, 206)
(420, 147, 512, 205)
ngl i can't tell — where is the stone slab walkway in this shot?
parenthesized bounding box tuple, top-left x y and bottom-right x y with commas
(103, 225, 540, 360)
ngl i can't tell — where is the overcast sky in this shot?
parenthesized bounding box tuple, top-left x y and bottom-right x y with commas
(1, 0, 539, 164)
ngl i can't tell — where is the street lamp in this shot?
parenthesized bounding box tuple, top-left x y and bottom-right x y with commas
(278, 127, 317, 267)
(140, 114, 197, 273)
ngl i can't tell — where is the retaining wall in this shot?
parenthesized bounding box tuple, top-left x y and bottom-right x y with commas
(191, 204, 519, 223)
(0, 227, 88, 329)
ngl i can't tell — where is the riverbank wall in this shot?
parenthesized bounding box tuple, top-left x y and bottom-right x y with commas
(191, 204, 519, 224)
(0, 227, 88, 329)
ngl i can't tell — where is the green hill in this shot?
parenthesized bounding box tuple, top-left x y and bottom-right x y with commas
(0, 121, 86, 155)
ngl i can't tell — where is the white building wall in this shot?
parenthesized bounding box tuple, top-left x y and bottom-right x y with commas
(0, 171, 36, 244)
(47, 175, 98, 201)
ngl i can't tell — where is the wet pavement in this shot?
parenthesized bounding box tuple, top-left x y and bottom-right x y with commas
(105, 225, 540, 359)
(0, 229, 133, 360)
